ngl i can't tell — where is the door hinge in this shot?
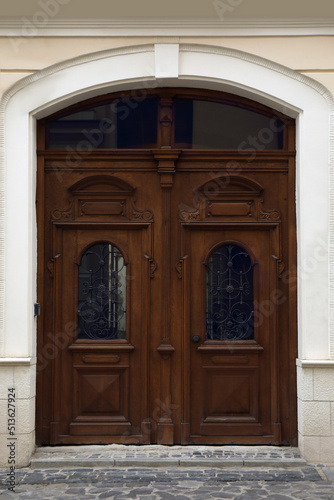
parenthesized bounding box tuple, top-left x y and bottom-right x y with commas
(34, 303, 41, 317)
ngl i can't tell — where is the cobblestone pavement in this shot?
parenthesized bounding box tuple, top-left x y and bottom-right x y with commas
(1, 446, 333, 499)
(0, 465, 333, 499)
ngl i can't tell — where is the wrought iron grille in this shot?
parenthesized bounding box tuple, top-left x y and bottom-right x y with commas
(206, 244, 254, 340)
(78, 243, 126, 339)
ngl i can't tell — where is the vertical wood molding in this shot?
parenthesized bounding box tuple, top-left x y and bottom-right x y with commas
(154, 150, 179, 444)
(158, 97, 174, 148)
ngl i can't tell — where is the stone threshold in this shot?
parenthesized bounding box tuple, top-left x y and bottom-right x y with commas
(30, 445, 307, 469)
(30, 457, 308, 469)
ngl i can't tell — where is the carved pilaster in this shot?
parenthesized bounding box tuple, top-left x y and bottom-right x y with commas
(159, 97, 173, 148)
(156, 340, 175, 444)
(152, 150, 180, 444)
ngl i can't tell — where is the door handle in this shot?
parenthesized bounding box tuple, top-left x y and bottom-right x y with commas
(192, 335, 201, 343)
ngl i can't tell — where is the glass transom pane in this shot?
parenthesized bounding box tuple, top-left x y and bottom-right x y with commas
(206, 244, 254, 340)
(175, 99, 284, 149)
(47, 97, 158, 149)
(78, 243, 126, 340)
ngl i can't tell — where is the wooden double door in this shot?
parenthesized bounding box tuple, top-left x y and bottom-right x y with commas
(36, 90, 297, 446)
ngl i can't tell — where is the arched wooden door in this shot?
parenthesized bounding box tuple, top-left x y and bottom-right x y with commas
(36, 89, 297, 445)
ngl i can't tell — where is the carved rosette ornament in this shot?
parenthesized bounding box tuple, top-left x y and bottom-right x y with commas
(259, 199, 281, 221)
(131, 200, 154, 221)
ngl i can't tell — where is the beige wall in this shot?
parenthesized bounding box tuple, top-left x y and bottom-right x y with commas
(1, 35, 334, 97)
(0, 32, 334, 466)
(1, 0, 333, 19)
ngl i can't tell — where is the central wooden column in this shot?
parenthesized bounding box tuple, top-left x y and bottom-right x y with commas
(153, 144, 180, 443)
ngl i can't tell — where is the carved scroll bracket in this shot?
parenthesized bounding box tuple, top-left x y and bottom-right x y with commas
(132, 200, 154, 221)
(272, 255, 285, 279)
(47, 253, 61, 279)
(259, 199, 281, 221)
(175, 255, 188, 279)
(278, 261, 286, 279)
(51, 200, 74, 221)
(178, 204, 201, 221)
(144, 254, 158, 278)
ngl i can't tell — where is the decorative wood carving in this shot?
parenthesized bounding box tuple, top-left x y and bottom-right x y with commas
(194, 175, 265, 221)
(197, 175, 264, 198)
(159, 97, 173, 148)
(82, 355, 120, 364)
(259, 199, 281, 221)
(80, 200, 125, 217)
(68, 175, 136, 220)
(207, 201, 252, 217)
(157, 339, 175, 444)
(157, 340, 175, 356)
(278, 261, 286, 279)
(153, 150, 180, 187)
(46, 260, 54, 278)
(69, 175, 135, 196)
(145, 254, 158, 278)
(151, 149, 181, 444)
(47, 253, 61, 278)
(179, 206, 201, 221)
(175, 261, 183, 279)
(51, 201, 74, 221)
(175, 256, 188, 279)
(132, 200, 154, 221)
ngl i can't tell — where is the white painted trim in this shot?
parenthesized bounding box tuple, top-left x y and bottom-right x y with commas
(296, 359, 334, 368)
(155, 44, 179, 78)
(1, 17, 334, 37)
(0, 358, 32, 365)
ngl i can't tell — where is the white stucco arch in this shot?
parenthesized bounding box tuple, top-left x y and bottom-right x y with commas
(0, 42, 334, 464)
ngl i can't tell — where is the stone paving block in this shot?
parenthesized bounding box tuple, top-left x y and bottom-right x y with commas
(115, 459, 179, 467)
(30, 458, 116, 469)
(322, 466, 334, 480)
(243, 458, 307, 467)
(179, 459, 244, 468)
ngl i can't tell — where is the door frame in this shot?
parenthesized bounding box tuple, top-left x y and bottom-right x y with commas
(37, 85, 296, 445)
